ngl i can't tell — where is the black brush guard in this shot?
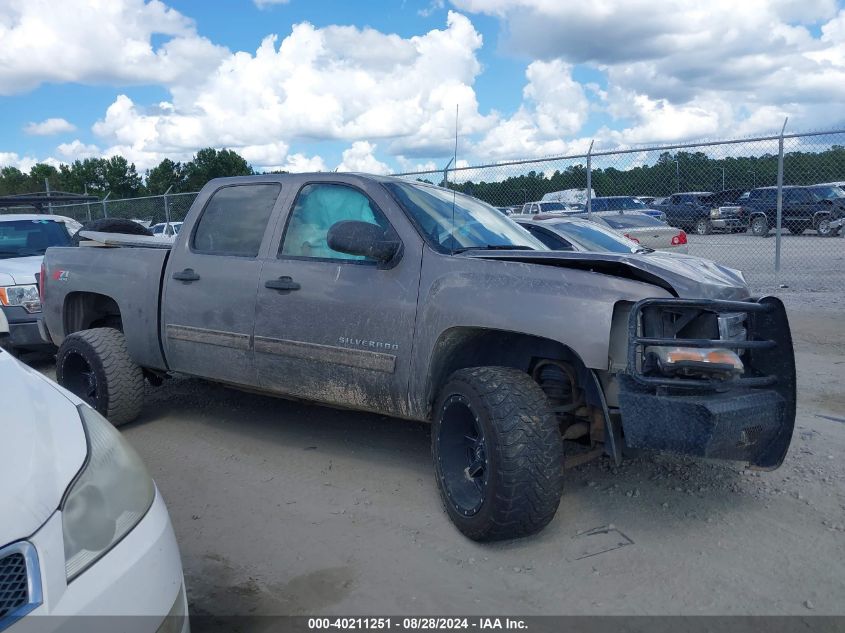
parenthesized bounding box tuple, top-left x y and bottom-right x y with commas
(618, 296, 796, 470)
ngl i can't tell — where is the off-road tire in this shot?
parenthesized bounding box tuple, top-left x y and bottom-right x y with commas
(71, 218, 153, 246)
(694, 219, 712, 235)
(432, 366, 564, 541)
(56, 328, 144, 426)
(750, 215, 769, 237)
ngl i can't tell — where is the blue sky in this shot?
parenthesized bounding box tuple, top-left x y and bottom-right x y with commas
(1, 0, 844, 175)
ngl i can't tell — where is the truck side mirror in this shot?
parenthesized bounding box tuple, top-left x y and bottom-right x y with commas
(327, 220, 401, 264)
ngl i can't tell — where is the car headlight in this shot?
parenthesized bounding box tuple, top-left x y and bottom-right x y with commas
(62, 405, 155, 581)
(0, 284, 41, 313)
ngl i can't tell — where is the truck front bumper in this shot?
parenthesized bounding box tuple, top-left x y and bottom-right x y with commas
(618, 296, 796, 470)
(710, 218, 746, 230)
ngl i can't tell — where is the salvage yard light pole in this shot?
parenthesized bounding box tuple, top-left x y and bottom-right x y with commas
(674, 158, 680, 192)
(586, 139, 594, 220)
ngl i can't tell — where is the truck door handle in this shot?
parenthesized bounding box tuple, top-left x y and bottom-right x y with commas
(265, 276, 301, 292)
(172, 268, 200, 282)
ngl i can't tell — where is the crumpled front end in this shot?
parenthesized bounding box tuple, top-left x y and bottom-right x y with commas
(617, 296, 796, 469)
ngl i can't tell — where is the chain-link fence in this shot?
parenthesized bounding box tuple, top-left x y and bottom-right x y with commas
(35, 191, 200, 226)
(396, 128, 845, 292)
(3, 129, 843, 291)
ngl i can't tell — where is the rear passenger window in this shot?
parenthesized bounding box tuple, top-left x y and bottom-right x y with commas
(192, 184, 281, 257)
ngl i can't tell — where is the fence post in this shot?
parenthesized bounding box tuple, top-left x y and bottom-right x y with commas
(163, 185, 173, 225)
(775, 117, 788, 281)
(102, 192, 111, 218)
(84, 185, 92, 221)
(586, 140, 594, 220)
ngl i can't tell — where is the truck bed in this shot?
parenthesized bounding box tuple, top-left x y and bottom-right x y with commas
(42, 242, 171, 370)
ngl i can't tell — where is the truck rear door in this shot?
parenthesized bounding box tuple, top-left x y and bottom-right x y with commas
(162, 183, 283, 386)
(253, 177, 422, 417)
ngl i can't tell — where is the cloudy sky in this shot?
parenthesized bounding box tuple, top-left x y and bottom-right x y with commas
(2, 0, 845, 174)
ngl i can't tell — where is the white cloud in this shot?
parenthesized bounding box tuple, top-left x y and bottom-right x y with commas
(24, 117, 76, 136)
(81, 11, 492, 170)
(282, 153, 328, 173)
(254, 0, 289, 7)
(0, 151, 39, 172)
(57, 139, 101, 160)
(337, 142, 391, 174)
(0, 0, 228, 95)
(473, 59, 588, 159)
(454, 0, 845, 143)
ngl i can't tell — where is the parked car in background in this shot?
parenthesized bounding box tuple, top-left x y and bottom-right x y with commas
(541, 188, 594, 207)
(0, 214, 81, 353)
(743, 185, 845, 237)
(517, 200, 575, 215)
(0, 343, 189, 632)
(635, 196, 657, 206)
(514, 216, 745, 285)
(588, 196, 667, 221)
(514, 216, 646, 253)
(554, 210, 688, 252)
(655, 191, 749, 235)
(151, 221, 183, 241)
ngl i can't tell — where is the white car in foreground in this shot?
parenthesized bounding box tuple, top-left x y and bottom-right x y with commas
(0, 330, 189, 632)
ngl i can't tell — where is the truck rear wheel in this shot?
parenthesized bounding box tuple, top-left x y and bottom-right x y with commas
(56, 328, 144, 426)
(432, 366, 564, 541)
(750, 215, 769, 237)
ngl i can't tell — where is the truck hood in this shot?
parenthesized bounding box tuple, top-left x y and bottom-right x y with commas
(0, 352, 87, 546)
(466, 250, 750, 300)
(0, 255, 42, 285)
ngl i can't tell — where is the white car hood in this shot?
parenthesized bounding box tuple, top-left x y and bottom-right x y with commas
(0, 255, 42, 285)
(0, 352, 87, 546)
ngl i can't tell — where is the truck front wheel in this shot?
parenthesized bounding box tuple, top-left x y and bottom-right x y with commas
(56, 328, 144, 426)
(432, 367, 564, 541)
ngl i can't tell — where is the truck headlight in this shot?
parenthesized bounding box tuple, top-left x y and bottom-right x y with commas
(62, 405, 155, 581)
(710, 208, 720, 218)
(649, 346, 744, 378)
(0, 284, 41, 313)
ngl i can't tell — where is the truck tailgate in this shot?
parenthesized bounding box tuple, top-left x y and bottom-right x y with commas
(42, 245, 171, 370)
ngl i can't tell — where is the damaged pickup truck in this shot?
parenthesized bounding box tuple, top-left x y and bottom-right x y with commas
(39, 174, 796, 541)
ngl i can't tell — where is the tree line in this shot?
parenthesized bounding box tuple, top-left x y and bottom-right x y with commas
(446, 146, 845, 206)
(3, 144, 845, 204)
(0, 148, 254, 198)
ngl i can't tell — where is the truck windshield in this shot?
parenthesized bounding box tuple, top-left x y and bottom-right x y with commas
(0, 219, 72, 258)
(539, 202, 567, 212)
(809, 186, 845, 201)
(385, 182, 545, 252)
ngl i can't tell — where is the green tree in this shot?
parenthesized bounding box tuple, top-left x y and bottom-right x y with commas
(144, 158, 186, 194)
(0, 166, 29, 195)
(182, 148, 253, 191)
(28, 163, 60, 193)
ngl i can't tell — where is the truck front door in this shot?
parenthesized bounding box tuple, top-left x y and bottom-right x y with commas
(162, 183, 283, 386)
(254, 178, 422, 417)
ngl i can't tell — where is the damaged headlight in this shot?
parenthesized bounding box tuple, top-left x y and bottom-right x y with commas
(62, 405, 155, 581)
(718, 312, 747, 342)
(649, 346, 744, 378)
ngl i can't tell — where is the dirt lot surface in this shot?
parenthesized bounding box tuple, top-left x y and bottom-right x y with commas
(35, 290, 845, 620)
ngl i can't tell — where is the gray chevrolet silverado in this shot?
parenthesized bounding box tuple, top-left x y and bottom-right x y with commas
(40, 173, 796, 541)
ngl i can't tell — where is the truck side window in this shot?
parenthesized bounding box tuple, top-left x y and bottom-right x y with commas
(280, 183, 392, 261)
(193, 184, 281, 257)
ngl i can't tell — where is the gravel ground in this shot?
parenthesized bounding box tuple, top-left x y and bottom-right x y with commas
(31, 287, 844, 624)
